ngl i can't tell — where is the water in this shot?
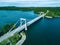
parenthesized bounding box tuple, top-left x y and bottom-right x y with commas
(0, 10, 37, 29)
(23, 18, 60, 45)
(0, 10, 60, 45)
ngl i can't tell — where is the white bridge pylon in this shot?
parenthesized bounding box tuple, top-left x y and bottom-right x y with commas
(20, 18, 27, 30)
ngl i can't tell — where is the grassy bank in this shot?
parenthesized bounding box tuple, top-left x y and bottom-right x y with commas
(0, 22, 26, 45)
(0, 33, 22, 45)
(0, 23, 16, 36)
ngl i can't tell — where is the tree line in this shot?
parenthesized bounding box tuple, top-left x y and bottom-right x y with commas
(0, 6, 60, 17)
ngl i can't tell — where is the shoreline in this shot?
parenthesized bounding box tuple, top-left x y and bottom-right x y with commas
(45, 16, 53, 18)
(16, 31, 26, 45)
(45, 16, 60, 18)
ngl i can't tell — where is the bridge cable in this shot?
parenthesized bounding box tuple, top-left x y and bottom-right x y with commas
(9, 20, 20, 32)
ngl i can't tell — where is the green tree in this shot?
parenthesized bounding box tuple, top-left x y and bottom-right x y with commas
(2, 23, 16, 34)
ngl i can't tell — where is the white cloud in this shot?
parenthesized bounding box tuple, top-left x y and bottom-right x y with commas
(0, 0, 17, 2)
(0, 0, 59, 2)
(0, 0, 41, 2)
(0, 0, 60, 7)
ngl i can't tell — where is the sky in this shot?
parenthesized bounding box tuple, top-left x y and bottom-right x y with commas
(0, 0, 60, 7)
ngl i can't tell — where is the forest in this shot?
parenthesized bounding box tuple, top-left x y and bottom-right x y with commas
(0, 6, 60, 17)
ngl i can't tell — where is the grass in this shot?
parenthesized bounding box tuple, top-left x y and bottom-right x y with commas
(0, 33, 22, 45)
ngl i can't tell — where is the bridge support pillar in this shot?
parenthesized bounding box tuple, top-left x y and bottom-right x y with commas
(20, 18, 27, 30)
(40, 12, 45, 19)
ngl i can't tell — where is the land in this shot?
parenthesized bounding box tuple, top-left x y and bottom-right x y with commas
(0, 32, 22, 45)
(0, 22, 26, 45)
(0, 6, 60, 18)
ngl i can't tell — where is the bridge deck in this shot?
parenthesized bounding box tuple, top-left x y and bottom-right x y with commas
(0, 14, 45, 42)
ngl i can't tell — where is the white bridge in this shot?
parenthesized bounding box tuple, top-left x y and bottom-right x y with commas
(0, 10, 49, 42)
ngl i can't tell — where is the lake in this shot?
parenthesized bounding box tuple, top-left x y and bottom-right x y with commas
(0, 10, 60, 45)
(23, 18, 60, 45)
(0, 10, 37, 29)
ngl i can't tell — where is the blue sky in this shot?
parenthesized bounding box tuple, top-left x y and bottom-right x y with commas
(0, 0, 60, 7)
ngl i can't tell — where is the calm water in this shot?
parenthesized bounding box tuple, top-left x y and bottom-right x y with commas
(23, 18, 60, 45)
(0, 10, 37, 29)
(0, 10, 60, 45)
